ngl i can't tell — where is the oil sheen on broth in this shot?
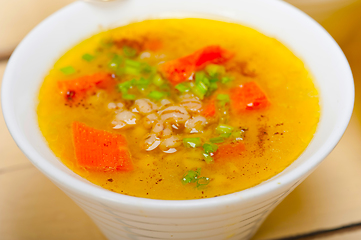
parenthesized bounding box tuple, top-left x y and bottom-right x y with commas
(37, 18, 320, 200)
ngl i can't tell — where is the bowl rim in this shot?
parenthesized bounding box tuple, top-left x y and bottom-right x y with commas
(1, 0, 354, 210)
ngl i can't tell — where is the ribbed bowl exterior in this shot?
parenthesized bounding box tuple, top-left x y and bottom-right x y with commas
(58, 179, 301, 240)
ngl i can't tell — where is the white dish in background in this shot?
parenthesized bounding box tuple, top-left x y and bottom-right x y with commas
(1, 0, 354, 239)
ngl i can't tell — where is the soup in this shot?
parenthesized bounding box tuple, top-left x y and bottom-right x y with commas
(37, 18, 320, 200)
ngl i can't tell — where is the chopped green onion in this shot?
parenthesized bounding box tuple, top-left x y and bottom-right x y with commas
(60, 66, 76, 75)
(191, 81, 208, 99)
(131, 78, 138, 85)
(148, 91, 166, 100)
(217, 94, 230, 102)
(221, 76, 232, 84)
(202, 153, 213, 164)
(232, 130, 245, 141)
(209, 76, 219, 83)
(195, 81, 208, 96)
(108, 55, 123, 70)
(183, 137, 202, 148)
(123, 59, 151, 75)
(205, 82, 218, 97)
(205, 64, 225, 77)
(209, 137, 225, 143)
(175, 83, 190, 93)
(122, 93, 136, 100)
(82, 53, 95, 62)
(117, 80, 133, 93)
(216, 124, 234, 134)
(202, 77, 210, 87)
(193, 71, 213, 98)
(125, 59, 141, 68)
(203, 143, 218, 154)
(123, 46, 137, 58)
(196, 177, 210, 187)
(136, 77, 150, 85)
(220, 132, 232, 138)
(195, 71, 206, 82)
(152, 74, 165, 87)
(195, 72, 210, 87)
(141, 63, 154, 73)
(217, 94, 230, 106)
(182, 169, 210, 188)
(135, 77, 150, 91)
(209, 82, 218, 92)
(124, 66, 141, 75)
(182, 168, 201, 184)
(118, 80, 133, 90)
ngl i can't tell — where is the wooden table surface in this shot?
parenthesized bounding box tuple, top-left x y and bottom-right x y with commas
(1, 1, 361, 239)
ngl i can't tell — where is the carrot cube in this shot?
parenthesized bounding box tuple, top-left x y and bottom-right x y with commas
(214, 142, 245, 161)
(201, 101, 216, 117)
(231, 82, 269, 112)
(58, 73, 115, 104)
(72, 122, 133, 171)
(160, 45, 233, 85)
(159, 54, 197, 85)
(194, 45, 233, 67)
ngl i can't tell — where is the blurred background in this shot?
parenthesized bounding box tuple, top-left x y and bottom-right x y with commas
(1, 0, 361, 239)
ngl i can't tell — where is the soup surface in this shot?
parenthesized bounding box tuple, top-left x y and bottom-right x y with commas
(37, 18, 320, 200)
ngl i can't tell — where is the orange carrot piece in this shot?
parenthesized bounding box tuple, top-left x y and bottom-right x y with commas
(194, 45, 233, 68)
(230, 82, 269, 112)
(58, 73, 115, 103)
(202, 101, 216, 117)
(159, 54, 197, 85)
(72, 122, 133, 171)
(214, 142, 245, 161)
(160, 45, 233, 85)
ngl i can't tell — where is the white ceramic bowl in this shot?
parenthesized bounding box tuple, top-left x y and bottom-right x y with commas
(1, 0, 354, 239)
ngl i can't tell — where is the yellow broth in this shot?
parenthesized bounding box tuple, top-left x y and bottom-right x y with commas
(37, 18, 320, 200)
